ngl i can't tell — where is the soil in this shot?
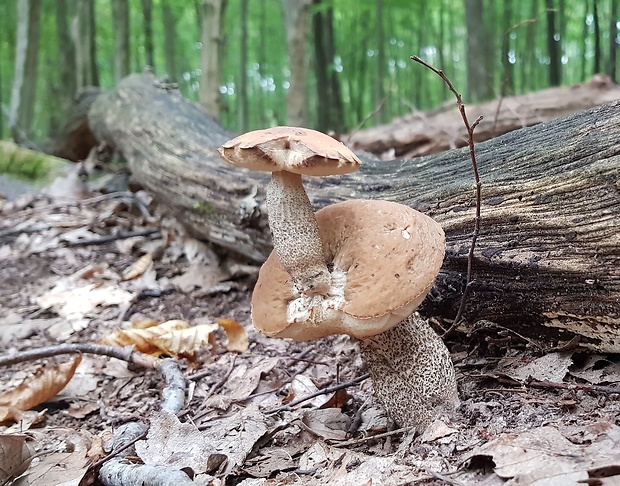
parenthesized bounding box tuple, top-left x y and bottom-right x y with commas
(0, 184, 619, 486)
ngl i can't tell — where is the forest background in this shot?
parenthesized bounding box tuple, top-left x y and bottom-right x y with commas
(2, 0, 619, 148)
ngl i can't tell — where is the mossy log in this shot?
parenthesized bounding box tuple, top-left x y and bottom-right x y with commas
(88, 74, 620, 352)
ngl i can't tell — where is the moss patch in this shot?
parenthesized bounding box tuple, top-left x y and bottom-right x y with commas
(0, 141, 70, 183)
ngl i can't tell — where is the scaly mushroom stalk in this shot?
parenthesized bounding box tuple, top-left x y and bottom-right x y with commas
(360, 313, 459, 429)
(266, 171, 331, 296)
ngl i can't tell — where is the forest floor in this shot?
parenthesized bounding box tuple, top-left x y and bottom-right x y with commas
(1, 170, 619, 486)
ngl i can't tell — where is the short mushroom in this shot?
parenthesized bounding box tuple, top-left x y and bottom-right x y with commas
(218, 126, 361, 296)
(251, 199, 459, 429)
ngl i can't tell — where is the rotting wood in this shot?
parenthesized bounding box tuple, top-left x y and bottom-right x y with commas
(348, 74, 620, 159)
(87, 74, 620, 352)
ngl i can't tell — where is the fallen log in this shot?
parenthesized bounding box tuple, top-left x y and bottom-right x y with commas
(88, 74, 620, 352)
(348, 74, 620, 159)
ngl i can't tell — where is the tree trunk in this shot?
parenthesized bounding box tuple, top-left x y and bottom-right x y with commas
(312, 0, 330, 132)
(199, 0, 227, 118)
(593, 0, 602, 74)
(87, 74, 620, 352)
(546, 0, 561, 86)
(283, 0, 312, 126)
(238, 0, 249, 132)
(375, 0, 386, 122)
(111, 0, 130, 84)
(56, 0, 77, 124)
(464, 0, 493, 101)
(609, 0, 618, 82)
(141, 0, 155, 70)
(161, 4, 177, 83)
(324, 6, 344, 133)
(73, 0, 99, 89)
(9, 0, 41, 142)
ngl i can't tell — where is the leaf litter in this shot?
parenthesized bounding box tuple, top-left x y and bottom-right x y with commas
(0, 184, 619, 485)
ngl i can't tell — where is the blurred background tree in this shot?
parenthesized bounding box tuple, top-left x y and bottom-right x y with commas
(0, 0, 618, 143)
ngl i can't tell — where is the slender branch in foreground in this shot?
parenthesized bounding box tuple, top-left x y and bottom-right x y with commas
(0, 343, 161, 369)
(410, 55, 483, 338)
(267, 373, 370, 414)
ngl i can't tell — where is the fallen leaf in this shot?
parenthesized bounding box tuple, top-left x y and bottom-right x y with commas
(217, 319, 249, 353)
(0, 357, 81, 424)
(121, 253, 153, 281)
(301, 409, 350, 440)
(497, 352, 573, 383)
(136, 406, 268, 474)
(286, 375, 332, 409)
(0, 434, 34, 485)
(223, 358, 279, 401)
(463, 421, 620, 485)
(99, 320, 218, 359)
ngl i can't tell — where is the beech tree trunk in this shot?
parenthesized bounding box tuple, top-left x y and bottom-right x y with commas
(111, 0, 130, 84)
(283, 0, 312, 126)
(9, 0, 41, 142)
(199, 0, 227, 118)
(87, 74, 619, 352)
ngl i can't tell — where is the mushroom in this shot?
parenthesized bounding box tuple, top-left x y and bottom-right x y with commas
(218, 126, 361, 296)
(252, 199, 459, 429)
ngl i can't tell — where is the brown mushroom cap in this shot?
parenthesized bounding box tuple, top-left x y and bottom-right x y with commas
(251, 199, 446, 341)
(217, 126, 361, 176)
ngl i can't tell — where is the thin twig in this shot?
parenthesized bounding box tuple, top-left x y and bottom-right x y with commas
(267, 373, 370, 414)
(65, 228, 161, 247)
(345, 96, 389, 142)
(330, 425, 413, 447)
(526, 379, 620, 395)
(188, 354, 238, 422)
(410, 55, 483, 339)
(0, 343, 161, 369)
(89, 429, 149, 471)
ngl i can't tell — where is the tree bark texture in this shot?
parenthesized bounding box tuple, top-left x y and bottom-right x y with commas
(88, 74, 620, 352)
(161, 4, 178, 83)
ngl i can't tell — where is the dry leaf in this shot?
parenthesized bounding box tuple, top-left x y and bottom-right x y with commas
(153, 323, 219, 358)
(0, 434, 34, 485)
(301, 409, 350, 440)
(121, 253, 153, 281)
(0, 357, 81, 424)
(217, 318, 249, 353)
(98, 320, 190, 355)
(99, 320, 218, 358)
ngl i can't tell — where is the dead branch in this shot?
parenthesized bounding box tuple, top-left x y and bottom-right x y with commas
(0, 343, 160, 369)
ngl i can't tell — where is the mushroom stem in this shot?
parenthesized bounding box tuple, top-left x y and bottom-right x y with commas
(266, 170, 331, 296)
(359, 313, 459, 430)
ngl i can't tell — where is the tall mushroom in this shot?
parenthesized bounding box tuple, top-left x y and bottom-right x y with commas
(218, 126, 361, 296)
(252, 199, 459, 429)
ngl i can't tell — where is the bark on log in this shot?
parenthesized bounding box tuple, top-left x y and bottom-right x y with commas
(348, 74, 620, 159)
(88, 74, 620, 352)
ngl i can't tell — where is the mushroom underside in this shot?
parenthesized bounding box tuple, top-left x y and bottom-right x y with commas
(359, 313, 459, 429)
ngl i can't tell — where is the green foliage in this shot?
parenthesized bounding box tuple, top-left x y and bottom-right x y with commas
(0, 0, 618, 141)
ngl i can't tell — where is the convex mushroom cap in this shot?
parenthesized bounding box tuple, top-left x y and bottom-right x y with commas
(251, 199, 446, 340)
(217, 126, 362, 297)
(217, 126, 361, 176)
